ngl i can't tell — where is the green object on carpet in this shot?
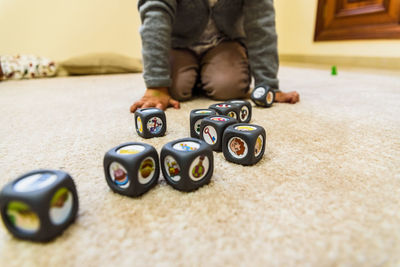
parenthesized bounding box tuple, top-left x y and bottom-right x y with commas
(331, 65, 338, 75)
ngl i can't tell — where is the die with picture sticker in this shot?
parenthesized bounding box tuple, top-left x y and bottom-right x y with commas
(0, 170, 79, 242)
(250, 85, 275, 108)
(103, 142, 160, 197)
(222, 123, 266, 165)
(199, 115, 237, 152)
(160, 138, 213, 192)
(209, 103, 241, 120)
(134, 108, 166, 138)
(189, 109, 217, 139)
(226, 99, 252, 123)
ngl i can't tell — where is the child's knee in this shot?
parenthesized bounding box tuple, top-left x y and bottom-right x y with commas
(205, 74, 250, 100)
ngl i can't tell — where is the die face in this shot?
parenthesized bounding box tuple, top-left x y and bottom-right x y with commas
(161, 138, 213, 192)
(0, 170, 79, 242)
(223, 124, 266, 165)
(104, 143, 159, 197)
(135, 108, 166, 138)
(227, 100, 252, 123)
(209, 103, 240, 120)
(190, 109, 217, 138)
(251, 86, 275, 108)
(200, 116, 237, 151)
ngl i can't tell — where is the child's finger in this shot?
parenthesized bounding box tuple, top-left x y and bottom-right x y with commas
(156, 103, 165, 110)
(130, 101, 144, 113)
(169, 98, 180, 109)
(141, 101, 156, 108)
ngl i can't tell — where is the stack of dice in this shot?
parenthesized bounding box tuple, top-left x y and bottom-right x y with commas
(190, 99, 267, 166)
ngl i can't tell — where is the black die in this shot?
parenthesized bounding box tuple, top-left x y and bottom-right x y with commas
(0, 170, 79, 242)
(189, 109, 217, 139)
(199, 115, 237, 152)
(103, 142, 159, 197)
(208, 103, 241, 120)
(250, 85, 275, 108)
(160, 138, 213, 192)
(222, 123, 266, 165)
(134, 108, 166, 138)
(226, 100, 252, 123)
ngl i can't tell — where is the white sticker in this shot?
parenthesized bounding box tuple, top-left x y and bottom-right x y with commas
(253, 87, 266, 98)
(14, 173, 58, 192)
(137, 117, 143, 133)
(49, 188, 73, 225)
(239, 106, 250, 122)
(234, 125, 257, 131)
(141, 108, 160, 113)
(227, 111, 237, 119)
(164, 155, 181, 182)
(147, 117, 163, 134)
(266, 91, 274, 104)
(138, 157, 156, 184)
(216, 104, 231, 108)
(189, 155, 210, 181)
(117, 145, 145, 155)
(254, 135, 264, 157)
(109, 162, 130, 189)
(195, 110, 213, 114)
(210, 116, 229, 122)
(202, 126, 218, 145)
(194, 119, 203, 135)
(228, 137, 248, 159)
(229, 100, 245, 104)
(173, 141, 200, 151)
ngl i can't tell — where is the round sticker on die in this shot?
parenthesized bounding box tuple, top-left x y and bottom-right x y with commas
(138, 157, 156, 184)
(239, 106, 249, 122)
(210, 116, 229, 122)
(164, 155, 181, 182)
(147, 117, 163, 134)
(141, 108, 159, 113)
(216, 104, 231, 108)
(203, 126, 217, 145)
(194, 119, 203, 135)
(189, 155, 210, 181)
(228, 137, 248, 159)
(49, 187, 73, 225)
(117, 145, 145, 155)
(195, 110, 213, 114)
(136, 117, 143, 133)
(227, 111, 237, 119)
(13, 173, 58, 193)
(173, 141, 200, 151)
(6, 201, 40, 233)
(234, 125, 257, 131)
(266, 91, 274, 104)
(109, 162, 130, 189)
(254, 135, 264, 157)
(253, 87, 266, 98)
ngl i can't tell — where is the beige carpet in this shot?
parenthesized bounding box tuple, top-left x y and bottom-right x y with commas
(0, 65, 399, 266)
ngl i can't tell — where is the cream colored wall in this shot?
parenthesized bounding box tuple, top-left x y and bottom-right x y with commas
(275, 0, 400, 58)
(1, 0, 399, 62)
(0, 0, 142, 61)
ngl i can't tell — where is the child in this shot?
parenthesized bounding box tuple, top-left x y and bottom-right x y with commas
(130, 0, 299, 112)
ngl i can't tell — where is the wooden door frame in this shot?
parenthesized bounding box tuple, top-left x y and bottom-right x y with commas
(315, 0, 400, 41)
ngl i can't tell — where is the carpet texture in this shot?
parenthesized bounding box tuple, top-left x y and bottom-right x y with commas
(0, 65, 399, 266)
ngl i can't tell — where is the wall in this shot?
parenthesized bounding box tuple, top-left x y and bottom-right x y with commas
(0, 0, 399, 62)
(0, 0, 142, 61)
(275, 0, 400, 58)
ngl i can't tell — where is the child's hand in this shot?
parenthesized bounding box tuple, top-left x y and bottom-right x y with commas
(130, 87, 180, 113)
(275, 91, 300, 104)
